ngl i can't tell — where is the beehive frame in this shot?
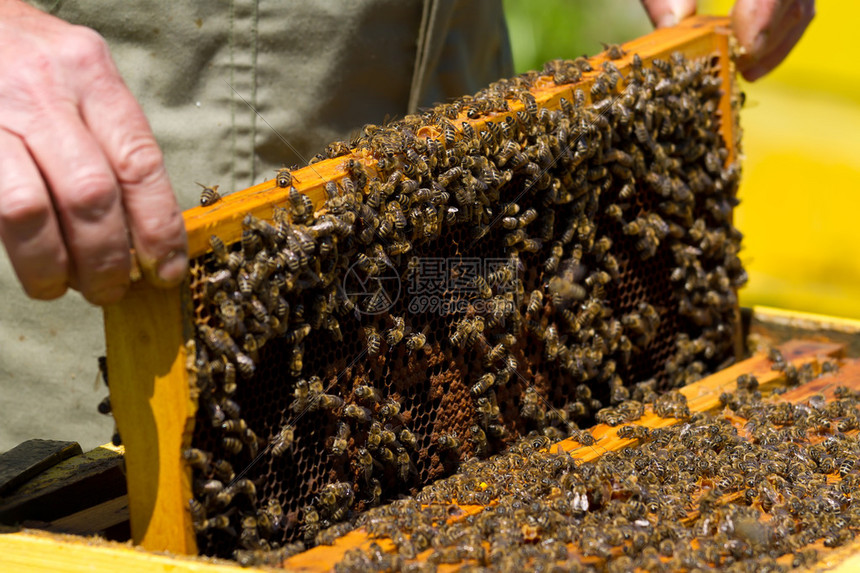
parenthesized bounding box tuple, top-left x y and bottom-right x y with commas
(103, 15, 741, 556)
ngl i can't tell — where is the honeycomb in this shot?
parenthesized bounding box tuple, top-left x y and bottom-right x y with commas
(184, 48, 746, 559)
(333, 359, 860, 572)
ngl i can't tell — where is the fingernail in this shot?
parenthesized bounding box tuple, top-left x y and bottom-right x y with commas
(658, 13, 679, 28)
(157, 249, 188, 284)
(751, 31, 768, 56)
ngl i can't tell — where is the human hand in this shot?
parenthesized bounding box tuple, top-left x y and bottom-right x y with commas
(640, 0, 815, 81)
(0, 0, 187, 305)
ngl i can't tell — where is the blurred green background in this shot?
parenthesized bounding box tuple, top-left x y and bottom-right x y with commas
(503, 0, 860, 320)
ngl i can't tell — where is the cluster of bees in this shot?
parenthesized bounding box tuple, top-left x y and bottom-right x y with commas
(332, 357, 860, 572)
(185, 44, 746, 560)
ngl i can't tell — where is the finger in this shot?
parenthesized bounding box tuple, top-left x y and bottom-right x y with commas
(70, 28, 188, 287)
(641, 0, 697, 28)
(739, 18, 811, 81)
(731, 0, 814, 69)
(0, 128, 69, 299)
(24, 102, 131, 305)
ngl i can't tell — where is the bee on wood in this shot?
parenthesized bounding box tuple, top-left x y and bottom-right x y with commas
(196, 182, 221, 206)
(617, 424, 650, 440)
(654, 390, 690, 419)
(287, 186, 314, 224)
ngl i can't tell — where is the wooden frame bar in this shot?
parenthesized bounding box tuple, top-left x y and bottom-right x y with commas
(102, 15, 738, 556)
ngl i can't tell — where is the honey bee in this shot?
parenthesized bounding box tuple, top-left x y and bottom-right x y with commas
(487, 264, 515, 287)
(325, 421, 350, 457)
(363, 326, 383, 357)
(406, 332, 427, 352)
(471, 373, 496, 397)
(544, 242, 563, 273)
(653, 390, 690, 419)
(485, 343, 507, 365)
(437, 433, 460, 452)
(183, 447, 211, 471)
(345, 403, 372, 424)
(379, 398, 401, 420)
(221, 418, 247, 433)
(617, 424, 650, 440)
(289, 344, 304, 377)
(386, 315, 406, 346)
(270, 424, 294, 457)
(196, 182, 221, 206)
(396, 448, 413, 482)
(300, 505, 321, 543)
(526, 289, 544, 316)
(197, 514, 232, 533)
(188, 498, 206, 523)
(288, 186, 314, 224)
(213, 459, 235, 482)
(399, 428, 418, 450)
(547, 276, 586, 308)
(222, 436, 243, 455)
(274, 167, 292, 188)
(469, 425, 489, 456)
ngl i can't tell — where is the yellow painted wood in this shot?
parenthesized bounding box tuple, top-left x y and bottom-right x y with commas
(752, 305, 860, 335)
(103, 281, 197, 554)
(0, 530, 253, 573)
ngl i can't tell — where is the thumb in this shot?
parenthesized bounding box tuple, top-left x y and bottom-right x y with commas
(641, 0, 698, 28)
